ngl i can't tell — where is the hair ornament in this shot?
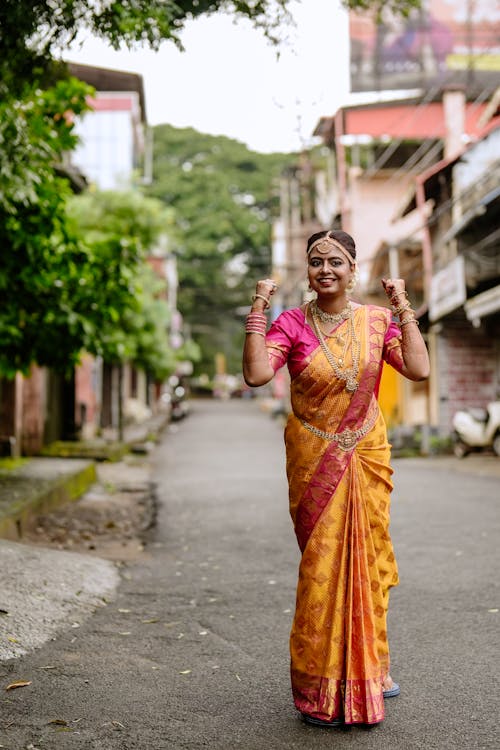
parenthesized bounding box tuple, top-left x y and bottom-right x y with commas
(307, 233, 354, 265)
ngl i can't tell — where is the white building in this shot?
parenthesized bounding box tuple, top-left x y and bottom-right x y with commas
(68, 63, 147, 190)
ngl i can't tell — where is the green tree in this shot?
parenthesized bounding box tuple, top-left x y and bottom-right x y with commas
(0, 0, 420, 94)
(66, 188, 195, 439)
(0, 1, 291, 95)
(0, 0, 420, 378)
(0, 81, 183, 383)
(66, 189, 180, 379)
(129, 267, 179, 382)
(147, 124, 295, 374)
(0, 77, 95, 376)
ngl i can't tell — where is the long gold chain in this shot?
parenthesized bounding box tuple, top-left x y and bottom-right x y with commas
(310, 302, 361, 393)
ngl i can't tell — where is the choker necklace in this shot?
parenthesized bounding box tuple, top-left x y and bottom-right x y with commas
(310, 302, 360, 393)
(311, 299, 351, 325)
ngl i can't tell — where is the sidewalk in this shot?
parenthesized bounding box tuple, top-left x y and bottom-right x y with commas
(0, 414, 167, 663)
(396, 452, 500, 480)
(0, 455, 155, 661)
(0, 412, 169, 541)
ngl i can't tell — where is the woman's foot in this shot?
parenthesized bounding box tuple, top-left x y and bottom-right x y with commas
(382, 675, 401, 698)
(301, 713, 344, 727)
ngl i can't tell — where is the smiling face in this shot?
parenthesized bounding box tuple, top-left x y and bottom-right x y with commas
(307, 247, 354, 301)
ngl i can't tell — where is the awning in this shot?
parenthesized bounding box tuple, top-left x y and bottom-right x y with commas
(441, 184, 500, 244)
(464, 284, 500, 327)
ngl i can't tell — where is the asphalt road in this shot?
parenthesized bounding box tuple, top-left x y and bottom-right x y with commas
(1, 399, 499, 750)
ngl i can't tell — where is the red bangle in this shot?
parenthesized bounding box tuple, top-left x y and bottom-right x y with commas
(245, 311, 267, 336)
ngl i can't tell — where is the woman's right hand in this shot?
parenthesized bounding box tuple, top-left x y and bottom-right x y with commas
(252, 279, 278, 309)
(244, 278, 278, 387)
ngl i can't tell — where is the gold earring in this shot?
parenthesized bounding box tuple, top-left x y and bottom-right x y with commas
(346, 268, 359, 293)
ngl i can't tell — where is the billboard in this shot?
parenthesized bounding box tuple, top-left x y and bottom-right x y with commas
(349, 0, 500, 93)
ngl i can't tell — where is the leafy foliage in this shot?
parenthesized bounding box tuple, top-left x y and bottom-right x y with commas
(0, 76, 181, 381)
(343, 0, 421, 21)
(0, 0, 291, 95)
(66, 190, 182, 380)
(147, 124, 296, 374)
(122, 266, 178, 382)
(0, 0, 291, 52)
(0, 78, 95, 376)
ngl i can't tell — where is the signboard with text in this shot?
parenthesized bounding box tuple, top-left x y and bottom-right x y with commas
(349, 0, 500, 93)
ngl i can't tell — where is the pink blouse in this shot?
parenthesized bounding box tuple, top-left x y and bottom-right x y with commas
(265, 305, 403, 393)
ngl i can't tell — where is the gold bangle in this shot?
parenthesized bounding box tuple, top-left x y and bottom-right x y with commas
(390, 292, 409, 306)
(400, 317, 419, 327)
(393, 303, 412, 316)
(251, 293, 270, 309)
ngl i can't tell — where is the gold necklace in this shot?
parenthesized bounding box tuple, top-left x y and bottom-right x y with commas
(310, 299, 351, 325)
(310, 303, 361, 393)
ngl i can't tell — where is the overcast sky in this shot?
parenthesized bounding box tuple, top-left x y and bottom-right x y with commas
(65, 0, 351, 154)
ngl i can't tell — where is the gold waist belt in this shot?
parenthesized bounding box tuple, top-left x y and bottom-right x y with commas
(299, 402, 378, 451)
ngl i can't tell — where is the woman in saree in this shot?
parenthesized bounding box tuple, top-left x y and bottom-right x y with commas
(242, 229, 430, 728)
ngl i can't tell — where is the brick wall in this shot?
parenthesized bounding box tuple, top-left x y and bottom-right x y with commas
(438, 317, 498, 430)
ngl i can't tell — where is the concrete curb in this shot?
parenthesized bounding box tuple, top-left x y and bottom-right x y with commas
(39, 412, 170, 461)
(40, 441, 128, 462)
(0, 459, 97, 541)
(0, 413, 170, 541)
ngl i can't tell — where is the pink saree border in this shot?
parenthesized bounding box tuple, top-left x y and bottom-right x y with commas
(292, 671, 385, 725)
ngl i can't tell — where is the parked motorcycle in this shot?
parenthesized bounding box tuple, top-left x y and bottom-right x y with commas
(452, 401, 500, 458)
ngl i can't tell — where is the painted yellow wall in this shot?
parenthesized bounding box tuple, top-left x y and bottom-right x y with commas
(378, 363, 402, 428)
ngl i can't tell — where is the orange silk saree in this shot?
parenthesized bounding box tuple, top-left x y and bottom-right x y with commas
(267, 304, 400, 725)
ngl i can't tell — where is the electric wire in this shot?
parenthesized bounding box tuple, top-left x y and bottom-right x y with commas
(384, 84, 498, 187)
(363, 82, 449, 178)
(363, 75, 498, 182)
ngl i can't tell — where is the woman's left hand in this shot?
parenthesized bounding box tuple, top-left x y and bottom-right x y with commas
(381, 278, 406, 305)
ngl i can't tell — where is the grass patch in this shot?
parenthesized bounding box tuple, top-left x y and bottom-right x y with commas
(0, 457, 29, 472)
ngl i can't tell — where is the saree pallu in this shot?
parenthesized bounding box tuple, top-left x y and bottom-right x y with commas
(282, 306, 399, 725)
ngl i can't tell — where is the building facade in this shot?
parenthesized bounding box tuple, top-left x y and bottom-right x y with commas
(272, 88, 499, 436)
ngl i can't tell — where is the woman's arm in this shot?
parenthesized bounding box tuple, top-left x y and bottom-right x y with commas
(242, 279, 277, 387)
(382, 278, 430, 382)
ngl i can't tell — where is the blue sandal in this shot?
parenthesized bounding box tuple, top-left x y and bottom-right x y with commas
(383, 682, 400, 698)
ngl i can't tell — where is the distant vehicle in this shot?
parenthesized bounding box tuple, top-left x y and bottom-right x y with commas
(452, 401, 500, 458)
(161, 375, 190, 421)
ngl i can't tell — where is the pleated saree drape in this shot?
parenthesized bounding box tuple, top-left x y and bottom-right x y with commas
(282, 305, 399, 725)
